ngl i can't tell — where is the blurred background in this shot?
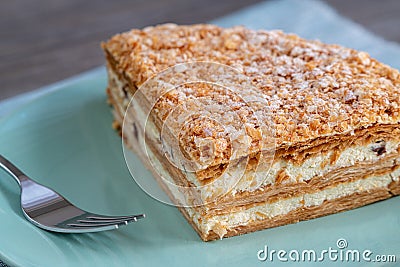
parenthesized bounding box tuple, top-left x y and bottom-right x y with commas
(1, 0, 399, 100)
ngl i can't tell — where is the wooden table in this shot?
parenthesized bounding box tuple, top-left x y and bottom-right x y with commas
(1, 0, 399, 100)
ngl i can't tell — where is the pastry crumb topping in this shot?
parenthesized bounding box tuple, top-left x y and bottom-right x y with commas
(103, 23, 400, 164)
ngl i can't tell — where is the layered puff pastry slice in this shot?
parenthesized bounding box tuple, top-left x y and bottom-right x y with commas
(102, 24, 400, 241)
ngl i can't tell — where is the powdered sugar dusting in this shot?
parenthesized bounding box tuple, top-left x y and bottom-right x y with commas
(104, 23, 400, 161)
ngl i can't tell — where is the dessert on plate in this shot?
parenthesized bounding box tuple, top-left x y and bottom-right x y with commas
(102, 24, 400, 241)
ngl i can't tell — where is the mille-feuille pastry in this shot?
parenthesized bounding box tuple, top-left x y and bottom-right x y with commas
(102, 24, 400, 241)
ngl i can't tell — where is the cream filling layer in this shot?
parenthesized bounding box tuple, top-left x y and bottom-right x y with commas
(124, 123, 399, 238)
(188, 170, 398, 238)
(109, 68, 400, 202)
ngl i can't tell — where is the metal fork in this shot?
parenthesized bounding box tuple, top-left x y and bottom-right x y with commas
(0, 155, 145, 233)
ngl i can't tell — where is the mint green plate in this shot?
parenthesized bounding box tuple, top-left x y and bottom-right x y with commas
(0, 68, 399, 267)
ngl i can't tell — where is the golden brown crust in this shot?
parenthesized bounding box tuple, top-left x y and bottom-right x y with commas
(105, 45, 400, 185)
(103, 23, 400, 166)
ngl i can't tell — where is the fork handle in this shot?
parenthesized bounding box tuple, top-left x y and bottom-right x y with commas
(0, 155, 28, 187)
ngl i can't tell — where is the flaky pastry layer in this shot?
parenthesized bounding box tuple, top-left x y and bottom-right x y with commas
(102, 23, 400, 168)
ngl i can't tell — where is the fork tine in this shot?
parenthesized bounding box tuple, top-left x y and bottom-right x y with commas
(86, 214, 145, 221)
(67, 222, 127, 228)
(77, 217, 139, 224)
(62, 213, 145, 231)
(64, 213, 144, 229)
